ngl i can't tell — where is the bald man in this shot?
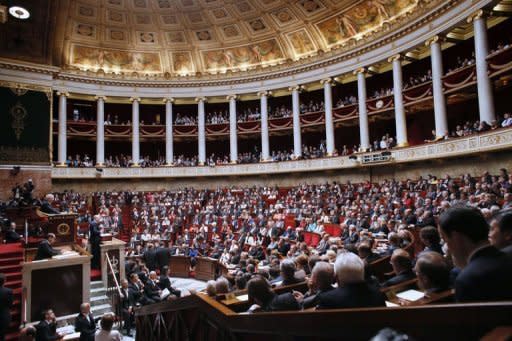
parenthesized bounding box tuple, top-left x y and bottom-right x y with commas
(74, 303, 97, 341)
(381, 249, 415, 288)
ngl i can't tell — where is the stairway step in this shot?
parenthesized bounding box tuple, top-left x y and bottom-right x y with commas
(0, 257, 23, 266)
(91, 287, 107, 294)
(91, 281, 104, 289)
(5, 272, 22, 281)
(5, 279, 22, 288)
(0, 264, 22, 273)
(5, 331, 19, 341)
(90, 295, 110, 305)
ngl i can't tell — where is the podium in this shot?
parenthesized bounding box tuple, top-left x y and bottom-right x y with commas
(22, 252, 91, 322)
(170, 256, 190, 278)
(100, 238, 126, 288)
(196, 257, 218, 281)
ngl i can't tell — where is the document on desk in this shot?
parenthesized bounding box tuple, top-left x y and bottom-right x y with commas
(396, 289, 425, 301)
(236, 294, 249, 301)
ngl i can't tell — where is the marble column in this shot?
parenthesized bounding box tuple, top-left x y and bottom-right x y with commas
(355, 69, 370, 151)
(196, 97, 206, 165)
(258, 91, 271, 161)
(165, 98, 174, 165)
(290, 85, 302, 158)
(57, 92, 68, 166)
(321, 78, 335, 155)
(95, 96, 106, 166)
(426, 36, 448, 138)
(389, 55, 408, 146)
(468, 10, 495, 124)
(227, 95, 238, 163)
(130, 97, 140, 166)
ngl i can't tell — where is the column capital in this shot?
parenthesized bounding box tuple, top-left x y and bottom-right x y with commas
(129, 97, 141, 103)
(163, 97, 175, 104)
(226, 94, 238, 101)
(353, 67, 367, 75)
(425, 35, 445, 47)
(320, 78, 334, 85)
(467, 9, 488, 24)
(288, 85, 305, 92)
(257, 90, 272, 98)
(195, 96, 207, 103)
(94, 95, 107, 101)
(56, 91, 69, 97)
(387, 54, 403, 63)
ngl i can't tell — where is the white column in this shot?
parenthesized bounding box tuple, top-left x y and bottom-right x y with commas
(258, 91, 271, 161)
(165, 98, 174, 165)
(57, 92, 67, 166)
(227, 95, 238, 163)
(95, 96, 105, 166)
(290, 85, 302, 158)
(389, 55, 408, 146)
(469, 11, 495, 124)
(427, 36, 448, 138)
(196, 97, 206, 165)
(321, 78, 335, 155)
(355, 69, 370, 151)
(130, 97, 140, 166)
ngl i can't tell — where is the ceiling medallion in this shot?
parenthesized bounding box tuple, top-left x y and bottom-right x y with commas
(9, 6, 30, 19)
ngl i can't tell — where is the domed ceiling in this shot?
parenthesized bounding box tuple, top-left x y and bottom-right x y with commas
(52, 0, 423, 76)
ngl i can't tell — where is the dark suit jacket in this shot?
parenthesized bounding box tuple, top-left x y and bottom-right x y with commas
(5, 230, 21, 243)
(40, 201, 60, 215)
(261, 292, 300, 312)
(35, 320, 60, 341)
(155, 247, 171, 271)
(302, 286, 334, 309)
(158, 276, 181, 297)
(74, 313, 96, 341)
(35, 240, 60, 260)
(143, 249, 158, 271)
(144, 280, 161, 301)
(381, 269, 416, 288)
(120, 287, 135, 310)
(128, 282, 144, 304)
(0, 286, 13, 333)
(317, 282, 386, 309)
(455, 245, 512, 302)
(89, 222, 101, 245)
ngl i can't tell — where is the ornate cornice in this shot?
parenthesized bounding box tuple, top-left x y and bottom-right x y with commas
(129, 97, 141, 103)
(257, 90, 272, 98)
(226, 95, 238, 101)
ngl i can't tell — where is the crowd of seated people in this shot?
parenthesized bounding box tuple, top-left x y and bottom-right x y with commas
(335, 95, 357, 108)
(403, 70, 432, 89)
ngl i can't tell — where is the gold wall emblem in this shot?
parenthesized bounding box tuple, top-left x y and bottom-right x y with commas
(57, 223, 71, 235)
(10, 102, 27, 141)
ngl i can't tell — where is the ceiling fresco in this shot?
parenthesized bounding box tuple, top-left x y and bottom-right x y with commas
(57, 0, 421, 76)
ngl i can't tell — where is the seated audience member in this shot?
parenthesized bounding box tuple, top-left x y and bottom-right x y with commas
(215, 277, 230, 295)
(386, 233, 401, 255)
(34, 233, 61, 261)
(247, 276, 300, 312)
(144, 271, 162, 303)
(119, 279, 134, 336)
(414, 252, 452, 295)
(419, 226, 443, 255)
(205, 280, 217, 297)
(94, 314, 121, 341)
(5, 222, 22, 243)
(128, 273, 148, 306)
(294, 261, 335, 309)
(35, 309, 62, 341)
(358, 242, 380, 264)
(279, 259, 302, 286)
(40, 194, 61, 214)
(381, 249, 415, 288)
(74, 303, 97, 341)
(488, 211, 512, 255)
(316, 252, 385, 309)
(439, 207, 512, 302)
(158, 266, 181, 298)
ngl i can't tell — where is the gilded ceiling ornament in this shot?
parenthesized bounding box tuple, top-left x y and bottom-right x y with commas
(10, 101, 27, 141)
(10, 87, 28, 96)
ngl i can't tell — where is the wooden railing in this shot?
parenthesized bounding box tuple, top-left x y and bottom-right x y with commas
(134, 293, 512, 341)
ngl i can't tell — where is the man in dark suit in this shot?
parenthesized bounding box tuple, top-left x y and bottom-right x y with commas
(34, 234, 61, 261)
(155, 244, 171, 273)
(128, 273, 148, 306)
(74, 303, 97, 341)
(488, 211, 512, 255)
(0, 273, 13, 341)
(35, 309, 62, 341)
(317, 252, 385, 309)
(143, 243, 158, 272)
(247, 276, 300, 313)
(89, 215, 102, 269)
(381, 249, 416, 288)
(5, 222, 22, 243)
(119, 279, 134, 336)
(40, 194, 60, 215)
(158, 266, 181, 298)
(439, 206, 512, 302)
(144, 271, 162, 304)
(293, 261, 335, 309)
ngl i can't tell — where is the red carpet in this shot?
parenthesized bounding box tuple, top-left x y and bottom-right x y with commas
(91, 268, 102, 281)
(0, 242, 24, 341)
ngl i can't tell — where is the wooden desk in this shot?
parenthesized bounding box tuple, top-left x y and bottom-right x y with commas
(22, 254, 91, 322)
(170, 256, 190, 278)
(196, 257, 217, 281)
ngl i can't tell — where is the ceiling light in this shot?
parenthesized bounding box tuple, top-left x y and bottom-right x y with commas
(9, 6, 30, 20)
